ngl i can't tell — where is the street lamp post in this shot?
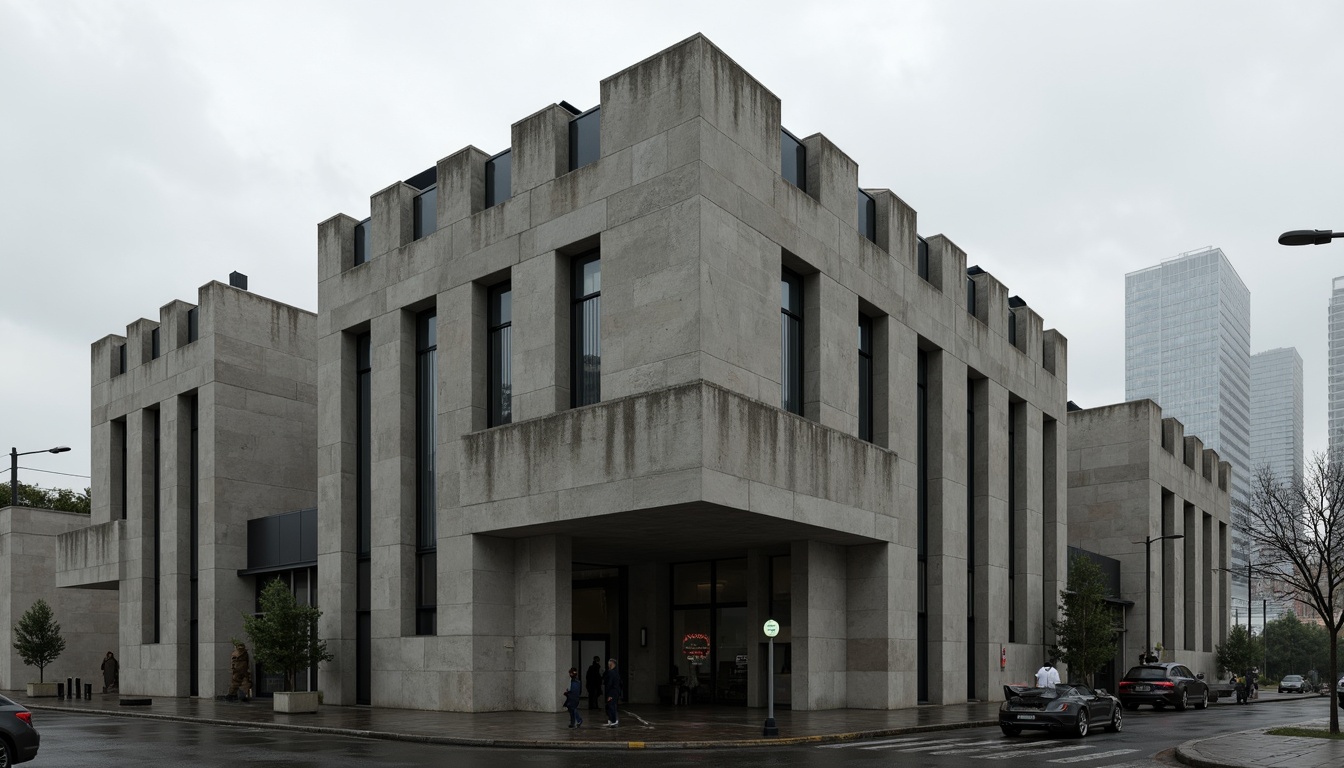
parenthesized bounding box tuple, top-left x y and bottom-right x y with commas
(1138, 533, 1184, 664)
(9, 445, 71, 507)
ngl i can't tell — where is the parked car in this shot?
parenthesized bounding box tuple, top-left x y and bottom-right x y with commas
(0, 692, 41, 765)
(1278, 674, 1312, 694)
(999, 684, 1123, 738)
(1116, 662, 1210, 711)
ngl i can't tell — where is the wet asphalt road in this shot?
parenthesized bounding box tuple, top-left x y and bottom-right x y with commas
(26, 695, 1336, 767)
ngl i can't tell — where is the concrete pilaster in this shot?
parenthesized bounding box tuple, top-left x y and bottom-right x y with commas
(791, 539, 846, 709)
(846, 542, 906, 708)
(317, 331, 358, 705)
(370, 310, 417, 640)
(1015, 402, 1044, 655)
(1161, 490, 1181, 654)
(928, 350, 968, 703)
(512, 534, 572, 711)
(803, 273, 858, 432)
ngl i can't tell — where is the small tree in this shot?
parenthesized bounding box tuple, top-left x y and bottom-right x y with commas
(12, 598, 66, 682)
(243, 577, 332, 692)
(1051, 554, 1119, 687)
(1239, 454, 1344, 733)
(1214, 624, 1263, 678)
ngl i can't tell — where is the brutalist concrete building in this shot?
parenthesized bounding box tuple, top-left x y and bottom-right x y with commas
(315, 35, 1069, 712)
(1067, 400, 1232, 685)
(57, 279, 317, 698)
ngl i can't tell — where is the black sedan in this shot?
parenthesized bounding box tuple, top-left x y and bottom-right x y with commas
(1117, 662, 1210, 710)
(0, 693, 40, 765)
(999, 684, 1122, 738)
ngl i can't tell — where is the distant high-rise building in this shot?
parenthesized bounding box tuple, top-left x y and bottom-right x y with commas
(1250, 347, 1303, 623)
(1125, 246, 1252, 618)
(1250, 348, 1303, 486)
(1329, 277, 1344, 455)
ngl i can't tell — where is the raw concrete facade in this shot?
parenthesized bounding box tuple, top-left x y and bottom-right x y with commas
(1067, 400, 1231, 677)
(316, 35, 1068, 712)
(56, 281, 317, 698)
(1, 505, 118, 690)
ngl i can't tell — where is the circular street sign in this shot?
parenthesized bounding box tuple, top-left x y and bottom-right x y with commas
(763, 619, 780, 638)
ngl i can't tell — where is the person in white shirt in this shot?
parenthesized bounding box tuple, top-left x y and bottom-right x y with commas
(1035, 659, 1061, 688)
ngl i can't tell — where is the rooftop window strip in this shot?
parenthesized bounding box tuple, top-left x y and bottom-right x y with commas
(857, 189, 876, 243)
(781, 128, 806, 189)
(405, 166, 437, 191)
(485, 149, 512, 208)
(187, 307, 199, 342)
(353, 218, 371, 266)
(117, 343, 126, 374)
(413, 186, 438, 240)
(151, 327, 160, 360)
(569, 106, 601, 171)
(917, 236, 929, 281)
(966, 275, 977, 317)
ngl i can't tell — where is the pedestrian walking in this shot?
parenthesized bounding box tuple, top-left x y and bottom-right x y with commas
(562, 668, 583, 728)
(585, 656, 603, 710)
(100, 651, 119, 693)
(227, 642, 252, 702)
(602, 658, 623, 727)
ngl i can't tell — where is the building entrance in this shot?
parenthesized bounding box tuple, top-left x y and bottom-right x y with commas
(670, 558, 749, 705)
(572, 565, 626, 700)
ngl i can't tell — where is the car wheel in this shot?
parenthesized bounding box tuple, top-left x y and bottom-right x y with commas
(1107, 707, 1123, 733)
(0, 736, 10, 768)
(1073, 710, 1089, 738)
(1001, 725, 1021, 737)
(1176, 690, 1189, 711)
(1194, 689, 1208, 710)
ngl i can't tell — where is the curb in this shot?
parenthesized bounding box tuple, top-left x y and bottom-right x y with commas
(24, 702, 998, 750)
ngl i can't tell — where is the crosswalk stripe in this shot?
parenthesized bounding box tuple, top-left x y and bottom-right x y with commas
(982, 744, 1091, 759)
(1047, 748, 1138, 763)
(898, 739, 1003, 752)
(931, 740, 1058, 756)
(862, 737, 974, 751)
(818, 735, 928, 749)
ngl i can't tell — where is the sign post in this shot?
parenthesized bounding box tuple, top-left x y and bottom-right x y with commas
(763, 619, 780, 737)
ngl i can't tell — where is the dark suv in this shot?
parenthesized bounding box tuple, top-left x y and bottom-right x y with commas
(0, 693, 40, 765)
(1117, 663, 1210, 711)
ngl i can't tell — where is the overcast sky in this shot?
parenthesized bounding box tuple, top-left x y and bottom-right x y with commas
(3, 0, 1341, 495)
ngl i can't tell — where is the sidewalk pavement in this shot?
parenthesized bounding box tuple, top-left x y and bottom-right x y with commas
(2, 687, 1306, 750)
(1176, 713, 1344, 768)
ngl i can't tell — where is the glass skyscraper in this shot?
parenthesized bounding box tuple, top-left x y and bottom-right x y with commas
(1329, 277, 1344, 455)
(1125, 246, 1252, 615)
(1250, 347, 1303, 623)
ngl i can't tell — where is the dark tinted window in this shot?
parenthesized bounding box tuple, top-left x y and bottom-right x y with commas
(781, 128, 806, 189)
(917, 236, 929, 280)
(151, 327, 160, 360)
(572, 252, 601, 407)
(858, 315, 873, 441)
(353, 218, 371, 266)
(966, 275, 977, 316)
(489, 283, 513, 426)
(781, 269, 804, 415)
(485, 149, 512, 208)
(117, 343, 126, 374)
(187, 307, 199, 342)
(1008, 310, 1017, 346)
(569, 107, 601, 171)
(1124, 667, 1169, 680)
(857, 189, 876, 243)
(413, 186, 437, 239)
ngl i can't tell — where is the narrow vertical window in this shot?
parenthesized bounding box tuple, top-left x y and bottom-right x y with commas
(151, 328, 160, 360)
(1008, 310, 1017, 347)
(187, 307, 199, 342)
(858, 315, 873, 441)
(916, 350, 929, 703)
(917, 236, 929, 281)
(187, 394, 199, 696)
(151, 408, 161, 643)
(569, 107, 601, 171)
(355, 333, 372, 705)
(413, 187, 438, 240)
(1007, 402, 1017, 643)
(780, 128, 807, 189)
(572, 252, 601, 407)
(117, 344, 126, 374)
(485, 149, 513, 208)
(857, 189, 876, 243)
(967, 379, 976, 699)
(967, 275, 977, 316)
(488, 283, 513, 426)
(115, 419, 127, 520)
(781, 269, 804, 416)
(416, 311, 437, 636)
(353, 217, 371, 266)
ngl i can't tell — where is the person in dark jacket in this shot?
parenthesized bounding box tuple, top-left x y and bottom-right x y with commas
(562, 668, 583, 728)
(585, 656, 603, 710)
(101, 651, 119, 693)
(602, 658, 623, 727)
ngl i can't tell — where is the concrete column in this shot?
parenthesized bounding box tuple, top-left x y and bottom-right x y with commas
(370, 310, 417, 640)
(627, 561, 660, 705)
(439, 533, 515, 712)
(513, 534, 572, 712)
(511, 105, 571, 197)
(801, 133, 858, 226)
(1041, 417, 1066, 650)
(317, 331, 359, 706)
(1201, 512, 1214, 652)
(846, 542, 902, 708)
(927, 350, 969, 703)
(870, 189, 917, 273)
(1161, 491, 1183, 654)
(803, 273, 858, 432)
(981, 383, 1010, 687)
(318, 213, 360, 282)
(126, 408, 156, 646)
(510, 251, 569, 420)
(437, 146, 489, 230)
(370, 182, 416, 257)
(791, 539, 846, 710)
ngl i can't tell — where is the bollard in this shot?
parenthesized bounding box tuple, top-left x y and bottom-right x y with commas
(75, 677, 81, 699)
(66, 677, 74, 700)
(56, 683, 65, 700)
(84, 683, 93, 700)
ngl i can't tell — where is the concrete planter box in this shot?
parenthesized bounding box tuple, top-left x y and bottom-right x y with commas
(272, 691, 320, 713)
(27, 682, 59, 697)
